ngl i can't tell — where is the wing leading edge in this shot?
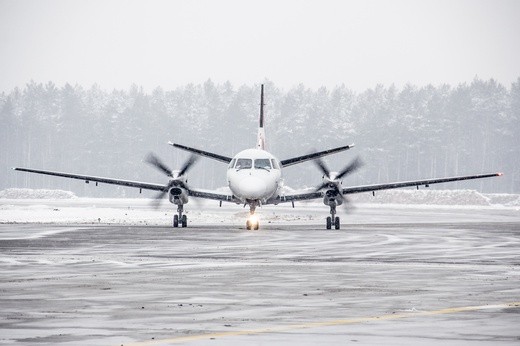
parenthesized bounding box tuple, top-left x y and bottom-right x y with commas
(275, 172, 503, 203)
(342, 172, 502, 195)
(13, 167, 238, 203)
(13, 167, 166, 191)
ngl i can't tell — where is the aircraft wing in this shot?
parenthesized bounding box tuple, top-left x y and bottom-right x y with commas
(341, 172, 502, 195)
(275, 172, 502, 202)
(14, 167, 241, 203)
(13, 167, 166, 192)
(188, 188, 241, 203)
(280, 144, 354, 167)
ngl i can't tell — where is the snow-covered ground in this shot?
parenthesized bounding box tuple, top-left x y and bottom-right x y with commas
(1, 188, 519, 227)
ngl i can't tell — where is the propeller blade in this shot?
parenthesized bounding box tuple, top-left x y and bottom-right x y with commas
(145, 152, 173, 177)
(314, 157, 331, 179)
(340, 196, 356, 214)
(150, 188, 168, 209)
(335, 156, 363, 180)
(314, 182, 328, 192)
(178, 154, 198, 177)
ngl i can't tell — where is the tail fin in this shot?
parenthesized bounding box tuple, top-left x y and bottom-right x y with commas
(256, 84, 266, 150)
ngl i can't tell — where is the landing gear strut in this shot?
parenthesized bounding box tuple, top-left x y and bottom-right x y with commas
(173, 205, 187, 228)
(326, 205, 340, 230)
(246, 203, 260, 230)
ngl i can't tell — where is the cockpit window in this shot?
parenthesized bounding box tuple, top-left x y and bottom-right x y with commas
(229, 159, 236, 169)
(235, 158, 252, 169)
(254, 159, 272, 170)
(271, 159, 280, 170)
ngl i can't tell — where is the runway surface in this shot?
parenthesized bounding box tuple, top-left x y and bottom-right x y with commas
(1, 203, 519, 345)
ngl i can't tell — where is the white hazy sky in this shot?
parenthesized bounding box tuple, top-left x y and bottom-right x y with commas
(1, 0, 519, 92)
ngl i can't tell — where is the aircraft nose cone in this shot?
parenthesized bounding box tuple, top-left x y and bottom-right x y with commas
(238, 177, 267, 199)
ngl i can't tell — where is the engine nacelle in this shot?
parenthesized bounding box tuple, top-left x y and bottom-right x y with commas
(323, 189, 343, 207)
(169, 186, 189, 205)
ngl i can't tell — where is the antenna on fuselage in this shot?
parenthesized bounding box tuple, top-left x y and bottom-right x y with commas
(257, 84, 266, 150)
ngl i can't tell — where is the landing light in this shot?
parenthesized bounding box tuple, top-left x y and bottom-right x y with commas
(248, 214, 259, 225)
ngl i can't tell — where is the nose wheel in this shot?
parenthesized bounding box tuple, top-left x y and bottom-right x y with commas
(326, 205, 340, 230)
(173, 205, 187, 228)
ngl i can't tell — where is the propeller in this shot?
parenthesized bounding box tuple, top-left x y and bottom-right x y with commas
(144, 152, 199, 207)
(313, 156, 363, 209)
(314, 156, 363, 191)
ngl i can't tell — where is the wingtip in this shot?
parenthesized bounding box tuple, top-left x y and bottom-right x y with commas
(497, 172, 504, 176)
(167, 141, 174, 146)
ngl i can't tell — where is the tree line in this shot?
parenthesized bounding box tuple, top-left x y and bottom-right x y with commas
(1, 78, 518, 196)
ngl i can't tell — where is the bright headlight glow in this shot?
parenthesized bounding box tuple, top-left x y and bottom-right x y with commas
(248, 214, 259, 225)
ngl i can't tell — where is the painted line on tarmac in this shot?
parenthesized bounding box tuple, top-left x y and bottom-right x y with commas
(123, 301, 520, 346)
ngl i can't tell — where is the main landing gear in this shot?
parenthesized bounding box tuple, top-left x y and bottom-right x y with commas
(173, 205, 187, 228)
(326, 205, 340, 230)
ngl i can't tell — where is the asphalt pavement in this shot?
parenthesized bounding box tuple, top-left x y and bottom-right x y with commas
(1, 206, 519, 345)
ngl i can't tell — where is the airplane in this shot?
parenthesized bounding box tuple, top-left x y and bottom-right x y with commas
(14, 85, 502, 230)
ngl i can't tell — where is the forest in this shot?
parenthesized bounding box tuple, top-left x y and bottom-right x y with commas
(1, 78, 518, 197)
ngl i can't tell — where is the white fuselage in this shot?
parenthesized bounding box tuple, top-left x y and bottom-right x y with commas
(226, 148, 282, 203)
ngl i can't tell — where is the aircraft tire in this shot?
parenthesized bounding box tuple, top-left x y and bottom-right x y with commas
(173, 215, 179, 228)
(181, 215, 187, 228)
(326, 216, 332, 230)
(334, 217, 340, 230)
(246, 220, 252, 230)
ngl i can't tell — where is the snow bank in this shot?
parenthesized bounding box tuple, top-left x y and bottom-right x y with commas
(350, 189, 493, 206)
(1, 188, 518, 206)
(486, 194, 520, 207)
(1, 191, 518, 226)
(0, 188, 77, 199)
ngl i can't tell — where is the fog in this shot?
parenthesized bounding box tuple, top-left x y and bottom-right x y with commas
(1, 0, 519, 91)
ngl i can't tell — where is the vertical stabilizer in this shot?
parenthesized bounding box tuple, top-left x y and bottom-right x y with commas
(256, 84, 266, 150)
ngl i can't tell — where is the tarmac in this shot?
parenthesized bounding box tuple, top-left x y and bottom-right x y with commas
(1, 203, 519, 345)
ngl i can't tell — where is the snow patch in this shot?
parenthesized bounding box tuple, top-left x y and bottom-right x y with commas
(351, 189, 492, 206)
(486, 193, 520, 207)
(0, 188, 77, 199)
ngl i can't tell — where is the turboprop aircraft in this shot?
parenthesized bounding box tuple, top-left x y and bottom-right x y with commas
(14, 85, 502, 230)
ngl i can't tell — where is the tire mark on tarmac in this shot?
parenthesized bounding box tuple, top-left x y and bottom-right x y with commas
(124, 301, 520, 346)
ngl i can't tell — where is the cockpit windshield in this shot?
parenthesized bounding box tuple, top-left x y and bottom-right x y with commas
(254, 159, 272, 170)
(234, 158, 274, 170)
(235, 158, 252, 170)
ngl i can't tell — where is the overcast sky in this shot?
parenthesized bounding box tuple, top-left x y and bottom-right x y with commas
(1, 0, 519, 92)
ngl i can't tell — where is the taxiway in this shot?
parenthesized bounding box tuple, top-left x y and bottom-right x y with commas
(0, 203, 519, 345)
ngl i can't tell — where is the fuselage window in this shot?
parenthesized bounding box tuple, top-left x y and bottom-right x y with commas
(271, 159, 280, 170)
(229, 159, 236, 169)
(254, 159, 272, 170)
(235, 158, 252, 169)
